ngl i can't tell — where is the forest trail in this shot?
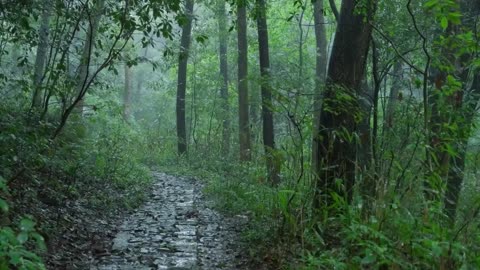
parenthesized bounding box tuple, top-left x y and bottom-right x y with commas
(90, 172, 249, 270)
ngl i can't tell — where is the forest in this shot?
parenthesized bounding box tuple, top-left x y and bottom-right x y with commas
(1, 0, 480, 269)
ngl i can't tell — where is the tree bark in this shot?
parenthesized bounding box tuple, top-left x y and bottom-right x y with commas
(217, 0, 230, 155)
(176, 0, 194, 156)
(256, 0, 279, 185)
(442, 0, 480, 222)
(444, 79, 479, 220)
(31, 0, 51, 109)
(237, 0, 251, 161)
(74, 0, 104, 116)
(123, 63, 132, 121)
(385, 61, 403, 129)
(314, 0, 375, 205)
(311, 0, 328, 174)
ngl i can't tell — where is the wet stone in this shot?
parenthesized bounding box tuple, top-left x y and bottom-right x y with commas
(90, 172, 249, 270)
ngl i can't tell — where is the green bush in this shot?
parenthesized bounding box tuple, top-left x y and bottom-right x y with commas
(0, 177, 46, 270)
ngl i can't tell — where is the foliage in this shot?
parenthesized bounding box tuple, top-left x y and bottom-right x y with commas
(0, 177, 46, 270)
(1, 0, 480, 268)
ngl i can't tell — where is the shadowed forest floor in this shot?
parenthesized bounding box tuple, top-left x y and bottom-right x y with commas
(87, 172, 251, 270)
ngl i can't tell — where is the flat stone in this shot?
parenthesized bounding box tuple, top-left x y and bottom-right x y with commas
(89, 173, 249, 270)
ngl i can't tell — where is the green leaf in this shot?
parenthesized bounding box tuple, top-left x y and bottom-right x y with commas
(0, 176, 6, 191)
(19, 218, 35, 232)
(31, 233, 46, 251)
(17, 232, 28, 244)
(440, 17, 448, 30)
(0, 198, 8, 212)
(9, 251, 22, 265)
(361, 253, 377, 265)
(424, 0, 437, 8)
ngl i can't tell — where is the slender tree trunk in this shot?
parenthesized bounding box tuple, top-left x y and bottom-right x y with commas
(123, 63, 132, 121)
(359, 41, 380, 216)
(385, 61, 403, 129)
(31, 0, 51, 109)
(237, 0, 251, 161)
(217, 0, 230, 155)
(311, 0, 328, 173)
(256, 0, 279, 185)
(74, 0, 104, 115)
(314, 0, 375, 205)
(176, 0, 194, 156)
(297, 3, 306, 79)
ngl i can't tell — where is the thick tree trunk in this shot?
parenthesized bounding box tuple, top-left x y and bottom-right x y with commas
(31, 1, 50, 109)
(256, 0, 279, 185)
(311, 0, 328, 173)
(443, 74, 480, 220)
(237, 0, 251, 161)
(217, 0, 230, 155)
(315, 0, 375, 205)
(426, 0, 480, 205)
(442, 0, 480, 222)
(176, 0, 194, 156)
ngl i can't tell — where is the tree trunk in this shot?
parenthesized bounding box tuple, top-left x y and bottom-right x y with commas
(442, 0, 480, 221)
(443, 70, 480, 221)
(385, 61, 403, 129)
(237, 0, 251, 161)
(123, 63, 132, 121)
(31, 0, 50, 109)
(311, 0, 328, 173)
(424, 0, 480, 221)
(256, 0, 279, 185)
(217, 0, 230, 155)
(74, 0, 104, 115)
(176, 0, 194, 156)
(426, 0, 479, 204)
(314, 0, 375, 205)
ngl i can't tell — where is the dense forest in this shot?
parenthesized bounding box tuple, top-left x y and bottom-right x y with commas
(1, 0, 480, 269)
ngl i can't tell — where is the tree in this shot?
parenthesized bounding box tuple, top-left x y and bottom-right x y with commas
(176, 0, 195, 156)
(314, 0, 376, 205)
(74, 0, 105, 115)
(217, 0, 230, 155)
(439, 0, 480, 221)
(237, 0, 251, 161)
(31, 0, 51, 110)
(311, 0, 328, 173)
(123, 63, 132, 121)
(256, 0, 279, 185)
(385, 61, 403, 129)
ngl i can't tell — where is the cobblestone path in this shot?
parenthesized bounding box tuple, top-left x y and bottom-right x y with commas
(90, 172, 249, 270)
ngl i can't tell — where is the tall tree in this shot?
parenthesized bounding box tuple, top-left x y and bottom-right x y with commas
(74, 0, 105, 115)
(314, 0, 376, 205)
(123, 63, 132, 121)
(256, 0, 279, 184)
(385, 61, 403, 129)
(31, 0, 51, 110)
(237, 0, 251, 161)
(311, 0, 328, 173)
(424, 0, 478, 204)
(440, 0, 480, 221)
(176, 0, 195, 156)
(217, 0, 230, 155)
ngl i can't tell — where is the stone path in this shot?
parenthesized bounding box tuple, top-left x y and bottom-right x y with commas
(90, 172, 249, 270)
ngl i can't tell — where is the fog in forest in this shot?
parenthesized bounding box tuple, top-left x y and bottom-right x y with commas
(1, 0, 480, 269)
